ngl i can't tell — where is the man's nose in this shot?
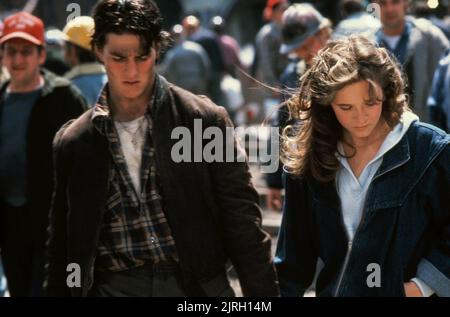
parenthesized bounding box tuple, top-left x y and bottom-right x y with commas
(125, 60, 138, 78)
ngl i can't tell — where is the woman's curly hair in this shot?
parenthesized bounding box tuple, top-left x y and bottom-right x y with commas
(281, 35, 410, 183)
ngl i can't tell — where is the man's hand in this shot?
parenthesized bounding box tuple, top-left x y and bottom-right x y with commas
(266, 188, 282, 212)
(404, 282, 423, 297)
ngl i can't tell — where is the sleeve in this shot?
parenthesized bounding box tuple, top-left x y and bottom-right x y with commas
(44, 122, 74, 297)
(275, 173, 318, 297)
(265, 104, 290, 190)
(411, 277, 435, 297)
(427, 58, 448, 130)
(417, 143, 450, 296)
(258, 33, 281, 87)
(427, 26, 450, 89)
(198, 46, 212, 82)
(208, 106, 280, 297)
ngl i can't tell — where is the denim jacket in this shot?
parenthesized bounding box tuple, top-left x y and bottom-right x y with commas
(275, 122, 450, 296)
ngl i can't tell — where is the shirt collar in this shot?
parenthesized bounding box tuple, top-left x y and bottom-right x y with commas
(91, 74, 162, 135)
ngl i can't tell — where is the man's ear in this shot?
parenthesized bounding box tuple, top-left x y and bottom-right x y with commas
(94, 46, 104, 64)
(154, 42, 161, 60)
(38, 47, 47, 66)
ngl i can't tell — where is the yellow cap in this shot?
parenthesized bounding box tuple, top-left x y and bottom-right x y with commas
(63, 16, 94, 51)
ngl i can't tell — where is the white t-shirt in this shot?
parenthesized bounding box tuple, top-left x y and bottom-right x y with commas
(383, 34, 401, 50)
(114, 116, 148, 194)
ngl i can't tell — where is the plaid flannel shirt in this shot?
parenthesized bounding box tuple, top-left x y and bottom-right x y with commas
(91, 76, 178, 272)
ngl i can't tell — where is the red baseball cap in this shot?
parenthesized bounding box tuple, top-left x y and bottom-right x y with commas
(0, 12, 45, 46)
(264, 0, 289, 21)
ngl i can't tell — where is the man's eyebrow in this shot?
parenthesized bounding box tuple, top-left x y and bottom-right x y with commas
(109, 51, 150, 57)
(110, 51, 127, 57)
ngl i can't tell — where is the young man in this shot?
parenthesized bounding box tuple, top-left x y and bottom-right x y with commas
(46, 0, 279, 297)
(0, 12, 87, 297)
(62, 16, 107, 108)
(374, 0, 449, 122)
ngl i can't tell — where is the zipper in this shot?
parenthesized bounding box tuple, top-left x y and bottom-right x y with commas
(332, 183, 371, 297)
(333, 240, 353, 297)
(332, 157, 409, 296)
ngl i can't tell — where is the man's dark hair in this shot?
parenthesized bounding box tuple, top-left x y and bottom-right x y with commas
(67, 42, 97, 63)
(340, 0, 364, 18)
(91, 0, 170, 54)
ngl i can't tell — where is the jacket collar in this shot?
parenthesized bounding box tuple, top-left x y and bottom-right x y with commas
(373, 128, 411, 181)
(310, 122, 449, 211)
(91, 74, 172, 135)
(0, 68, 71, 99)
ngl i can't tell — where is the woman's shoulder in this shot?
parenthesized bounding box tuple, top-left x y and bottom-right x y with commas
(406, 121, 450, 168)
(407, 121, 450, 148)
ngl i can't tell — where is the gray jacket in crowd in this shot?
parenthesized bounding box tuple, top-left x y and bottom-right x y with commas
(254, 22, 288, 88)
(159, 40, 211, 96)
(387, 18, 449, 122)
(407, 18, 449, 121)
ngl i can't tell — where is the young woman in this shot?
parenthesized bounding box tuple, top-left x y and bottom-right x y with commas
(275, 36, 450, 297)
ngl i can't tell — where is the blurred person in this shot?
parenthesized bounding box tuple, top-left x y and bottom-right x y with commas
(0, 22, 9, 84)
(374, 0, 449, 123)
(427, 48, 450, 132)
(46, 0, 279, 297)
(210, 16, 243, 78)
(158, 24, 211, 95)
(0, 19, 8, 298)
(182, 15, 226, 105)
(276, 36, 450, 297)
(62, 16, 107, 107)
(0, 21, 9, 84)
(0, 12, 87, 297)
(333, 0, 381, 40)
(210, 16, 245, 120)
(43, 28, 70, 76)
(412, 0, 450, 40)
(265, 3, 332, 211)
(253, 0, 289, 93)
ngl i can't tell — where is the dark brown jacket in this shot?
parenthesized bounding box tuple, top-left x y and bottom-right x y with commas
(0, 69, 86, 264)
(46, 76, 279, 297)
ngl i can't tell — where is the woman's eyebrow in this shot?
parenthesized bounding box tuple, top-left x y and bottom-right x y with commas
(335, 103, 352, 106)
